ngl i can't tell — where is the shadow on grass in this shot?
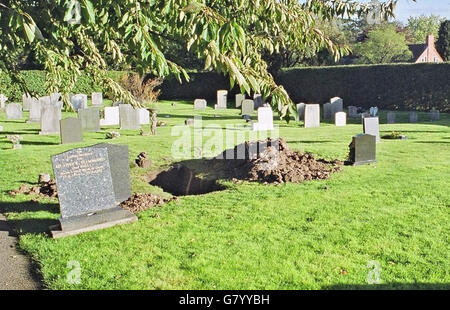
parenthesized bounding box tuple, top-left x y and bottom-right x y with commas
(413, 141, 450, 144)
(286, 140, 333, 144)
(21, 140, 59, 146)
(161, 113, 243, 121)
(324, 283, 450, 290)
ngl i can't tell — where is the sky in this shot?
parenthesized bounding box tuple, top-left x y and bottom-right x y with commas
(393, 0, 450, 22)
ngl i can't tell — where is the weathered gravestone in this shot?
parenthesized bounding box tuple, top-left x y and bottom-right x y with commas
(235, 94, 245, 108)
(78, 107, 101, 132)
(40, 102, 62, 135)
(22, 94, 31, 111)
(215, 90, 228, 109)
(6, 103, 22, 120)
(409, 111, 418, 123)
(194, 99, 207, 110)
(71, 94, 88, 111)
(253, 94, 264, 109)
(348, 106, 359, 118)
(335, 112, 347, 127)
(50, 93, 61, 103)
(50, 146, 137, 238)
(119, 104, 141, 130)
(323, 102, 333, 120)
(60, 117, 83, 144)
(297, 103, 305, 120)
(27, 98, 41, 123)
(304, 104, 320, 128)
(100, 106, 120, 126)
(387, 111, 396, 124)
(363, 116, 380, 143)
(241, 99, 254, 115)
(92, 92, 103, 107)
(252, 106, 274, 131)
(0, 94, 7, 109)
(430, 110, 440, 121)
(138, 108, 150, 125)
(91, 143, 132, 204)
(348, 134, 376, 166)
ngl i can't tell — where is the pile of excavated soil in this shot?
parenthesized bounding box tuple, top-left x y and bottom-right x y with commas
(213, 138, 343, 184)
(120, 193, 174, 213)
(9, 180, 58, 198)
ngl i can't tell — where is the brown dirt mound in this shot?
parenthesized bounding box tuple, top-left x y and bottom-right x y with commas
(217, 138, 343, 184)
(120, 193, 174, 213)
(9, 180, 58, 198)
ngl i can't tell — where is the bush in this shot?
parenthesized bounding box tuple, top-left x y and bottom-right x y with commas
(119, 73, 162, 104)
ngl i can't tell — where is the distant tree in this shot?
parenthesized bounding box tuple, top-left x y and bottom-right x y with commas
(406, 15, 445, 44)
(436, 20, 450, 61)
(353, 24, 412, 64)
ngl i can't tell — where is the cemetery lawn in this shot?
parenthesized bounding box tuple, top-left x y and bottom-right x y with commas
(0, 101, 449, 290)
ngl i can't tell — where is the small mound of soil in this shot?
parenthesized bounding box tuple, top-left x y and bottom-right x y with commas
(120, 193, 173, 213)
(9, 180, 58, 198)
(149, 138, 342, 195)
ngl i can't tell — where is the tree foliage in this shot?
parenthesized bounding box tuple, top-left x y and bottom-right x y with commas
(406, 15, 445, 44)
(353, 24, 412, 64)
(436, 20, 450, 61)
(0, 0, 401, 119)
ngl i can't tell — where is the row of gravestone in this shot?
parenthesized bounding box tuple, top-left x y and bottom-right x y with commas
(193, 91, 264, 111)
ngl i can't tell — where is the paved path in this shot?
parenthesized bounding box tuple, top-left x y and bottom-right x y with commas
(0, 214, 41, 290)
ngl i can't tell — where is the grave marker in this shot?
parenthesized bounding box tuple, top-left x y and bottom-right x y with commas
(241, 99, 254, 115)
(92, 92, 103, 107)
(138, 108, 150, 125)
(194, 99, 207, 110)
(119, 104, 141, 130)
(0, 94, 7, 109)
(71, 94, 88, 111)
(253, 94, 264, 109)
(348, 106, 358, 118)
(78, 107, 101, 132)
(387, 111, 396, 124)
(6, 103, 22, 120)
(40, 102, 62, 135)
(363, 116, 380, 143)
(100, 106, 120, 126)
(235, 94, 245, 108)
(409, 111, 418, 123)
(252, 106, 274, 131)
(297, 103, 305, 120)
(60, 117, 83, 144)
(304, 104, 320, 128)
(348, 134, 376, 166)
(27, 98, 41, 123)
(323, 102, 332, 120)
(215, 90, 228, 109)
(335, 112, 347, 127)
(430, 110, 440, 121)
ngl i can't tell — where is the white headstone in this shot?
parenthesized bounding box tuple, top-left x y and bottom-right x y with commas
(252, 106, 274, 131)
(6, 103, 22, 120)
(100, 106, 120, 126)
(216, 90, 228, 109)
(92, 92, 103, 106)
(241, 99, 254, 115)
(363, 116, 380, 143)
(304, 104, 320, 128)
(40, 102, 62, 135)
(22, 94, 32, 111)
(194, 99, 207, 110)
(27, 98, 42, 123)
(235, 94, 245, 108)
(50, 92, 61, 103)
(335, 112, 347, 127)
(330, 97, 343, 116)
(138, 108, 150, 125)
(71, 94, 88, 111)
(0, 94, 7, 109)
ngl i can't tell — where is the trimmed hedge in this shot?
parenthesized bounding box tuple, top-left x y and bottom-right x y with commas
(0, 70, 124, 101)
(2, 64, 450, 112)
(160, 63, 450, 112)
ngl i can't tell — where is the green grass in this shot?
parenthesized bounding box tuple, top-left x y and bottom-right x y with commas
(0, 100, 449, 290)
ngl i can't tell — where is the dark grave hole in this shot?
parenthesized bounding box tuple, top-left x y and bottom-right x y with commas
(149, 165, 225, 196)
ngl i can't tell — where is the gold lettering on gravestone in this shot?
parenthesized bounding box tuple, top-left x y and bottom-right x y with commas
(54, 150, 108, 178)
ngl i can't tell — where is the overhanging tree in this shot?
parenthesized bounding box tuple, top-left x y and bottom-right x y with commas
(436, 20, 450, 61)
(0, 0, 401, 120)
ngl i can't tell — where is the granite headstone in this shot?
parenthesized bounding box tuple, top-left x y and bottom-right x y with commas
(348, 134, 376, 166)
(235, 94, 245, 108)
(119, 104, 141, 130)
(387, 111, 396, 124)
(60, 117, 83, 144)
(409, 111, 418, 123)
(78, 107, 101, 132)
(40, 102, 62, 135)
(100, 106, 120, 126)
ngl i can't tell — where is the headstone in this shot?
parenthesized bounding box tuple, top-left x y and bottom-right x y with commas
(91, 143, 132, 204)
(252, 106, 274, 131)
(50, 146, 137, 238)
(40, 102, 62, 135)
(194, 99, 207, 110)
(296, 103, 305, 120)
(112, 101, 122, 107)
(27, 98, 42, 123)
(387, 111, 396, 124)
(215, 90, 228, 109)
(50, 92, 61, 103)
(369, 107, 378, 117)
(253, 94, 264, 109)
(335, 112, 347, 127)
(39, 96, 51, 105)
(71, 94, 88, 111)
(0, 94, 7, 109)
(330, 97, 344, 117)
(138, 108, 150, 125)
(241, 99, 254, 115)
(119, 104, 141, 130)
(235, 94, 245, 108)
(304, 104, 320, 128)
(323, 102, 333, 120)
(78, 107, 101, 132)
(348, 134, 376, 166)
(409, 111, 418, 123)
(363, 116, 380, 143)
(22, 94, 32, 111)
(0, 125, 3, 132)
(348, 106, 358, 118)
(430, 110, 440, 121)
(100, 106, 120, 126)
(60, 117, 83, 144)
(6, 103, 23, 120)
(92, 92, 103, 107)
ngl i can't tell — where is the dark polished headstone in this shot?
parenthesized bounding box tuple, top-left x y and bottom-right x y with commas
(51, 146, 136, 238)
(348, 134, 376, 166)
(60, 117, 83, 144)
(92, 143, 131, 204)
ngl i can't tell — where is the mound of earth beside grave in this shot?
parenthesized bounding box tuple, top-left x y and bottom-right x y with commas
(9, 180, 58, 198)
(149, 138, 342, 195)
(120, 193, 174, 213)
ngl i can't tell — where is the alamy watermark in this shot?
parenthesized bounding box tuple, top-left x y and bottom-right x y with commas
(67, 260, 81, 285)
(366, 260, 382, 284)
(65, 0, 82, 25)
